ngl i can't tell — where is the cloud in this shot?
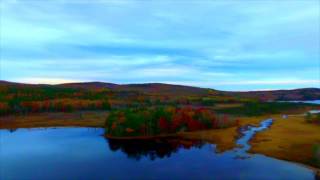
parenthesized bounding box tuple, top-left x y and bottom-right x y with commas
(13, 78, 80, 85)
(215, 79, 320, 86)
(1, 0, 319, 90)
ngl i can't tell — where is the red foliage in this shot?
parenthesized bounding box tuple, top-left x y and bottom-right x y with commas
(187, 119, 204, 131)
(158, 117, 169, 132)
(139, 124, 147, 135)
(171, 113, 184, 131)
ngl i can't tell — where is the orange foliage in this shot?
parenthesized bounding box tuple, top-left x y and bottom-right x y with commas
(125, 128, 135, 133)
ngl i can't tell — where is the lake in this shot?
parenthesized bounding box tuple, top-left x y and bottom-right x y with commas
(278, 100, 320, 114)
(278, 100, 320, 105)
(0, 119, 318, 180)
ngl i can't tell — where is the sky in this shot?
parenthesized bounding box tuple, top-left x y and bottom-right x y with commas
(0, 0, 319, 91)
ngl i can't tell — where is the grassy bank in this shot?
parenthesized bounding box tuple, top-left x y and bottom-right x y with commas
(0, 111, 108, 129)
(249, 115, 320, 168)
(178, 115, 270, 152)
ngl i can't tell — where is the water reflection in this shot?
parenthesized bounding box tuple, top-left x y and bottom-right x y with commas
(0, 127, 317, 179)
(106, 119, 274, 161)
(107, 138, 205, 161)
(316, 171, 320, 180)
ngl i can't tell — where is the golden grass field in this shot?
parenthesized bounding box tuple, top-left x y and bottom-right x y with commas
(0, 111, 108, 129)
(249, 115, 320, 169)
(178, 115, 267, 152)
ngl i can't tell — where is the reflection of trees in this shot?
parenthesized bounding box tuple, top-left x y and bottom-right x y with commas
(9, 128, 17, 133)
(106, 138, 205, 161)
(315, 171, 320, 180)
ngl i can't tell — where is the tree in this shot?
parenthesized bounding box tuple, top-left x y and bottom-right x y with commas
(305, 112, 313, 123)
(316, 113, 320, 124)
(0, 102, 9, 115)
(102, 100, 111, 110)
(187, 119, 204, 131)
(158, 117, 169, 133)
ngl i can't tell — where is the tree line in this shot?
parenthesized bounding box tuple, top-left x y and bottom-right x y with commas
(105, 106, 238, 137)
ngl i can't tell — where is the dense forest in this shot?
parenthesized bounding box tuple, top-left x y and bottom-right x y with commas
(1, 81, 319, 139)
(105, 107, 238, 137)
(0, 82, 253, 116)
(1, 81, 319, 117)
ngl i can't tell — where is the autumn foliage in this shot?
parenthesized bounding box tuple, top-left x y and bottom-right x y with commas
(0, 86, 114, 115)
(0, 83, 253, 116)
(105, 107, 238, 137)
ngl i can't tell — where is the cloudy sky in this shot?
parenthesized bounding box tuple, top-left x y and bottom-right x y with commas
(1, 0, 319, 91)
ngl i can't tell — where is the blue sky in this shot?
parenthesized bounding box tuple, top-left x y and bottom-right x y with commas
(1, 0, 319, 91)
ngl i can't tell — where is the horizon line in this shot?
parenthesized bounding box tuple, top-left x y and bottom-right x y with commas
(1, 79, 319, 92)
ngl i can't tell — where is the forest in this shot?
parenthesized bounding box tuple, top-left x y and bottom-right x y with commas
(1, 82, 319, 138)
(105, 107, 238, 137)
(0, 83, 253, 116)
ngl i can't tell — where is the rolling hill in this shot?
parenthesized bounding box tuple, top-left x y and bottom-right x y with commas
(1, 80, 319, 101)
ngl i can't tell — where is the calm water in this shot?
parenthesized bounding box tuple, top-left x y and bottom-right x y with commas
(279, 100, 320, 114)
(303, 100, 320, 105)
(279, 100, 320, 105)
(0, 120, 318, 180)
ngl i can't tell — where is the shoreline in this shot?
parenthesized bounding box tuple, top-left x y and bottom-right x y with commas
(249, 114, 320, 170)
(1, 112, 319, 171)
(2, 124, 319, 172)
(105, 133, 177, 140)
(249, 151, 320, 172)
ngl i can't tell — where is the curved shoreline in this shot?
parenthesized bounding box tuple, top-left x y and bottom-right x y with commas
(249, 150, 320, 172)
(248, 115, 320, 170)
(105, 133, 177, 140)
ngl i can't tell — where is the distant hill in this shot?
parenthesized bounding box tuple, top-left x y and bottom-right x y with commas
(1, 80, 319, 101)
(60, 82, 210, 96)
(59, 82, 119, 90)
(116, 83, 210, 96)
(223, 88, 320, 101)
(0, 80, 50, 88)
